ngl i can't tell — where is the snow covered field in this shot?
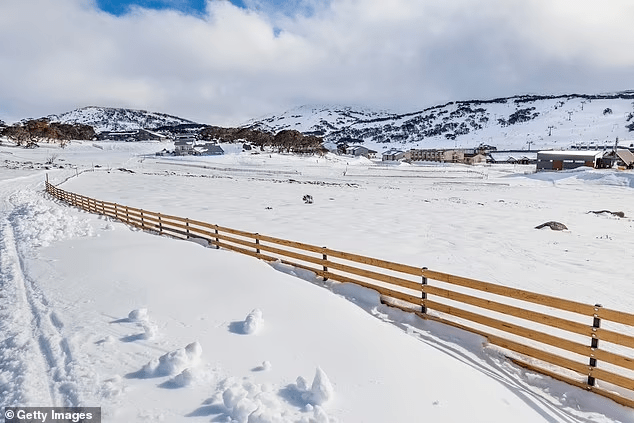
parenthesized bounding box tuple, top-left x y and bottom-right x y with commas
(1, 140, 634, 422)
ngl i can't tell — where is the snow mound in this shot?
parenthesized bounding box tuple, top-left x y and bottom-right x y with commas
(294, 367, 334, 406)
(243, 309, 264, 334)
(213, 376, 336, 423)
(140, 322, 158, 340)
(128, 308, 148, 322)
(307, 367, 334, 406)
(100, 375, 126, 399)
(10, 190, 93, 249)
(167, 368, 197, 388)
(141, 341, 202, 377)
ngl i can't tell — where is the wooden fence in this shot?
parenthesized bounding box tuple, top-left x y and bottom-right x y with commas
(45, 180, 634, 408)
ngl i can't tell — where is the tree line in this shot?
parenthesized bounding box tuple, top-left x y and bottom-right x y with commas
(1, 119, 96, 148)
(0, 118, 326, 154)
(200, 126, 326, 154)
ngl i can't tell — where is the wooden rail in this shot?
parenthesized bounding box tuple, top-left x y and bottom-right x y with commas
(45, 180, 634, 408)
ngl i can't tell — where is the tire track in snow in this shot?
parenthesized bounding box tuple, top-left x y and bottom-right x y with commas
(0, 215, 81, 407)
(0, 215, 54, 406)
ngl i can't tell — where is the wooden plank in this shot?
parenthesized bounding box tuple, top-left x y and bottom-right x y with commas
(423, 269, 595, 316)
(214, 224, 259, 239)
(319, 270, 421, 306)
(322, 259, 421, 292)
(425, 285, 591, 336)
(214, 241, 277, 262)
(592, 367, 634, 391)
(599, 308, 634, 327)
(121, 205, 157, 217)
(256, 233, 325, 254)
(181, 218, 218, 231)
(258, 233, 423, 277)
(324, 248, 422, 276)
(149, 218, 192, 234)
(593, 349, 634, 373)
(594, 328, 634, 349)
(424, 299, 591, 357)
(249, 232, 423, 276)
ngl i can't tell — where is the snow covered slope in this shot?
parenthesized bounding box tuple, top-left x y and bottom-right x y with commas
(46, 106, 197, 132)
(244, 92, 634, 152)
(2, 143, 634, 422)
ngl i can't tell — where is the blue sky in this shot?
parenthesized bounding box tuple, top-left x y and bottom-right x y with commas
(96, 0, 307, 17)
(96, 0, 233, 16)
(1, 0, 633, 125)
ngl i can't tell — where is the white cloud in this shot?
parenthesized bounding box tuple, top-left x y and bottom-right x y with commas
(1, 0, 633, 125)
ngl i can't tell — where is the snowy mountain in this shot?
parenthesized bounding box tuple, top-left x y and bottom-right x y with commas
(244, 92, 634, 152)
(46, 106, 197, 132)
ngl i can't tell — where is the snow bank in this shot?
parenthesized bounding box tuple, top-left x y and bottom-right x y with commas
(524, 168, 634, 188)
(141, 341, 202, 377)
(331, 283, 381, 311)
(9, 190, 93, 249)
(242, 309, 264, 334)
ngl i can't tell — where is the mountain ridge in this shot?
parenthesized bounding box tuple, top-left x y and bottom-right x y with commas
(40, 91, 634, 151)
(46, 106, 197, 132)
(243, 91, 634, 151)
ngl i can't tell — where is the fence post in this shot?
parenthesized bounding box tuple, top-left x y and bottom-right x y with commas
(322, 247, 328, 281)
(114, 204, 118, 220)
(255, 233, 260, 254)
(158, 213, 163, 234)
(140, 210, 144, 229)
(421, 267, 428, 314)
(186, 219, 190, 239)
(587, 304, 602, 387)
(125, 206, 130, 224)
(214, 225, 219, 249)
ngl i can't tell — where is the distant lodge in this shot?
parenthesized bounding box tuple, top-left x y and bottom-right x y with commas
(96, 129, 168, 142)
(161, 139, 224, 156)
(536, 149, 634, 171)
(340, 141, 634, 170)
(343, 144, 515, 165)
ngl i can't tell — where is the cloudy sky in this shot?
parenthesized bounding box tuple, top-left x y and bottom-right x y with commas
(1, 0, 633, 125)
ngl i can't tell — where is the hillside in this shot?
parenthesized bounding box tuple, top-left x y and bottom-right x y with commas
(46, 106, 197, 132)
(244, 92, 634, 152)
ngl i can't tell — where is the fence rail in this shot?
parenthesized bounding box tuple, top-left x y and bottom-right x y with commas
(45, 180, 634, 408)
